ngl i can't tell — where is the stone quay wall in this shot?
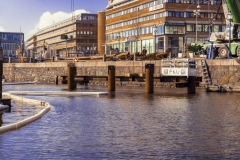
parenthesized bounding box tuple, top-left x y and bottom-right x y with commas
(207, 59, 240, 87)
(3, 61, 173, 87)
(2, 59, 240, 87)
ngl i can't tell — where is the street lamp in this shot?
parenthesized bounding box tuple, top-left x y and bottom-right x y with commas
(227, 12, 233, 59)
(135, 7, 139, 62)
(117, 32, 121, 53)
(153, 25, 157, 53)
(194, 4, 200, 44)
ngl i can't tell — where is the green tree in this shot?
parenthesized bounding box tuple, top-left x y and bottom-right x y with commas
(188, 44, 202, 54)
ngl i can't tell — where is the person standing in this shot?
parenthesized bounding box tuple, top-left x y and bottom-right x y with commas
(142, 47, 147, 56)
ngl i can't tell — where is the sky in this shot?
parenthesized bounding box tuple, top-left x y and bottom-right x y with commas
(0, 0, 108, 40)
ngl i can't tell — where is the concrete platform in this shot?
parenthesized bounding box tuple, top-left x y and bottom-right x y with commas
(206, 85, 240, 92)
(7, 91, 108, 96)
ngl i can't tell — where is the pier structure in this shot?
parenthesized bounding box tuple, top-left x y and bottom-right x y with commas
(161, 58, 197, 94)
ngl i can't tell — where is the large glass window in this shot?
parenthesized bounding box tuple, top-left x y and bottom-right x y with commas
(156, 26, 165, 35)
(165, 26, 185, 34)
(213, 24, 221, 32)
(142, 39, 153, 54)
(187, 24, 195, 32)
(132, 40, 141, 53)
(157, 37, 164, 50)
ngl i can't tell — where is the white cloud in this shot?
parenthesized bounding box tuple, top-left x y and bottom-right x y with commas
(28, 9, 89, 39)
(0, 25, 5, 32)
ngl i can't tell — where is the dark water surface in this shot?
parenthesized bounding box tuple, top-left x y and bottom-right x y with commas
(0, 84, 240, 159)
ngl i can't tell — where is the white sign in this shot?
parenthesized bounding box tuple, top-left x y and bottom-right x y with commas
(161, 68, 196, 76)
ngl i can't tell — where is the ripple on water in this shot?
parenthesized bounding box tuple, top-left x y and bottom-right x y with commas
(0, 85, 240, 159)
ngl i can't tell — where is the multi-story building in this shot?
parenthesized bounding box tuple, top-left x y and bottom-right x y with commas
(26, 13, 98, 59)
(99, 0, 223, 56)
(0, 32, 24, 58)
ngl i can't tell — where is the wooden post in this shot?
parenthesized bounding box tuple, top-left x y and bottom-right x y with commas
(145, 64, 154, 93)
(0, 46, 11, 110)
(108, 65, 115, 91)
(0, 46, 3, 99)
(187, 76, 196, 94)
(67, 66, 76, 91)
(55, 76, 58, 85)
(103, 54, 106, 62)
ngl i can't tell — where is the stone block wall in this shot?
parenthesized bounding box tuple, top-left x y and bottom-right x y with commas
(206, 59, 240, 87)
(4, 59, 238, 87)
(2, 61, 163, 84)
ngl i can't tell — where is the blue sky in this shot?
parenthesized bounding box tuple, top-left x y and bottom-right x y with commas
(0, 0, 108, 39)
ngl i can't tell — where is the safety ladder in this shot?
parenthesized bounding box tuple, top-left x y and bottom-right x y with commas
(201, 59, 212, 86)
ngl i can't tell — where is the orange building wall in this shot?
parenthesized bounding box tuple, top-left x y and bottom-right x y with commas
(98, 11, 106, 55)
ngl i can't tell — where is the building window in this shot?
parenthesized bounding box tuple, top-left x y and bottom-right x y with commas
(186, 24, 195, 32)
(165, 25, 185, 34)
(157, 37, 164, 50)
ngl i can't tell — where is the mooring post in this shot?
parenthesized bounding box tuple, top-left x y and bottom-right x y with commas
(103, 54, 106, 62)
(55, 76, 58, 85)
(67, 64, 76, 91)
(0, 45, 3, 99)
(145, 64, 154, 93)
(187, 76, 196, 94)
(108, 65, 115, 91)
(0, 45, 11, 110)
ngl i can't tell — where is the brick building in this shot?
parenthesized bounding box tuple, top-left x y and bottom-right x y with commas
(26, 13, 98, 60)
(98, 0, 223, 57)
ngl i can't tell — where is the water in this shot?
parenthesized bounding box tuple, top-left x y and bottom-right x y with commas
(0, 84, 240, 159)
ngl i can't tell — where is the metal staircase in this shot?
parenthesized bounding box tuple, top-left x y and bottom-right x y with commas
(201, 59, 212, 86)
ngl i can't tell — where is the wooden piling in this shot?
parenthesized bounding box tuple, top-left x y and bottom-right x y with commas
(0, 46, 3, 99)
(108, 65, 115, 91)
(55, 76, 58, 85)
(67, 66, 76, 90)
(145, 64, 154, 93)
(187, 76, 196, 94)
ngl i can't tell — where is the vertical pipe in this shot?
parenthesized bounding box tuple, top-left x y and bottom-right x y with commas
(187, 76, 196, 94)
(145, 64, 154, 93)
(108, 65, 115, 91)
(67, 66, 76, 90)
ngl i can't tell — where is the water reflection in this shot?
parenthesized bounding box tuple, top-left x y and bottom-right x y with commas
(0, 113, 3, 127)
(0, 85, 240, 159)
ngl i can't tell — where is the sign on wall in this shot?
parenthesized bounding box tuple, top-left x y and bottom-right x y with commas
(161, 68, 196, 77)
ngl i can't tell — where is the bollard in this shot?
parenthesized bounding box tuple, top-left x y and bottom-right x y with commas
(145, 64, 154, 93)
(55, 76, 58, 85)
(67, 66, 76, 90)
(103, 54, 106, 62)
(108, 65, 115, 91)
(8, 57, 11, 63)
(0, 46, 3, 99)
(187, 76, 196, 94)
(52, 56, 54, 62)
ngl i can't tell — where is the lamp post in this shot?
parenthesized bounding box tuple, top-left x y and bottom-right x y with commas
(135, 7, 139, 62)
(194, 4, 201, 44)
(117, 32, 121, 52)
(153, 25, 157, 53)
(228, 12, 233, 59)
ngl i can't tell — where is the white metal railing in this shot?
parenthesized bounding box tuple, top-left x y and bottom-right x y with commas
(161, 58, 197, 68)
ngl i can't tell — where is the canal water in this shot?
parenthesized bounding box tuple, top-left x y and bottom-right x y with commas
(1, 84, 240, 159)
